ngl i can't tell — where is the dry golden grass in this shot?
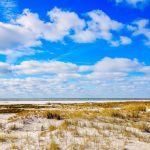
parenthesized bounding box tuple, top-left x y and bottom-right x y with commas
(69, 143, 85, 150)
(0, 101, 149, 114)
(99, 104, 149, 121)
(133, 123, 150, 133)
(55, 101, 150, 109)
(0, 101, 150, 149)
(10, 144, 19, 150)
(9, 124, 21, 131)
(8, 102, 150, 123)
(47, 140, 59, 150)
(0, 134, 7, 142)
(48, 125, 57, 132)
(0, 134, 18, 143)
(58, 120, 70, 130)
(100, 109, 125, 119)
(123, 105, 146, 112)
(45, 111, 62, 120)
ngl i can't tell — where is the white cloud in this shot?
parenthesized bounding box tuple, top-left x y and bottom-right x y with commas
(139, 66, 150, 74)
(87, 10, 123, 31)
(0, 57, 147, 77)
(113, 0, 149, 7)
(16, 8, 85, 42)
(120, 36, 132, 44)
(0, 57, 150, 97)
(13, 60, 79, 75)
(46, 7, 85, 41)
(4, 57, 139, 78)
(0, 22, 41, 49)
(111, 36, 132, 46)
(131, 19, 150, 46)
(18, 8, 123, 44)
(72, 10, 123, 43)
(71, 30, 96, 43)
(0, 49, 37, 63)
(0, 0, 18, 21)
(93, 57, 140, 72)
(0, 72, 149, 98)
(0, 20, 41, 62)
(0, 7, 150, 63)
(0, 62, 12, 75)
(0, 7, 133, 61)
(15, 9, 44, 37)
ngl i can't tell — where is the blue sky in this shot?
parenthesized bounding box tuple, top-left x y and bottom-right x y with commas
(0, 0, 150, 98)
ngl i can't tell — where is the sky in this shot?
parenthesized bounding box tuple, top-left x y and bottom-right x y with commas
(0, 0, 150, 98)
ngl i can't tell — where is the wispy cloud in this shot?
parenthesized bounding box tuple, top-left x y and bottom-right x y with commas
(0, 0, 18, 21)
(112, 0, 150, 8)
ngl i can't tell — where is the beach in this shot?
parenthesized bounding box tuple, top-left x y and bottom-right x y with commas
(0, 99, 150, 104)
(0, 100, 149, 150)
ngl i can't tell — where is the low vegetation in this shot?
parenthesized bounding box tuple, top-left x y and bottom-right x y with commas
(48, 125, 57, 132)
(47, 140, 59, 150)
(45, 111, 62, 120)
(0, 101, 149, 149)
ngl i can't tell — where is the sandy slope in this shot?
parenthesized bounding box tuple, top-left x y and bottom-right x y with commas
(0, 102, 149, 150)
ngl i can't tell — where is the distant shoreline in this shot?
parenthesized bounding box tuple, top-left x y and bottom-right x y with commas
(0, 98, 150, 100)
(0, 99, 150, 105)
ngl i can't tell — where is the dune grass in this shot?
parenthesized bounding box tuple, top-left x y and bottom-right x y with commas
(0, 133, 18, 143)
(0, 101, 150, 149)
(47, 140, 59, 150)
(8, 102, 150, 123)
(48, 125, 57, 132)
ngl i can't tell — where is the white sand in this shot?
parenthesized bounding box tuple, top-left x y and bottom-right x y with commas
(0, 100, 149, 105)
(0, 102, 150, 149)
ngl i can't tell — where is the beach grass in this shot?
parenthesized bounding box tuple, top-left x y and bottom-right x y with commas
(0, 101, 150, 149)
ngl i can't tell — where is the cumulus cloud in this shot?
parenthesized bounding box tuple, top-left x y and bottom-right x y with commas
(46, 8, 85, 41)
(13, 60, 79, 75)
(130, 19, 150, 46)
(16, 8, 85, 42)
(0, 7, 135, 61)
(93, 57, 140, 72)
(72, 10, 123, 43)
(120, 36, 132, 44)
(111, 36, 132, 46)
(0, 20, 41, 62)
(0, 72, 150, 98)
(0, 22, 41, 49)
(0, 57, 150, 97)
(17, 8, 123, 44)
(0, 57, 148, 77)
(139, 66, 150, 74)
(0, 62, 12, 75)
(0, 7, 149, 64)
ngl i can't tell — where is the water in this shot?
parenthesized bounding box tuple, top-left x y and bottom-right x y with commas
(0, 98, 150, 101)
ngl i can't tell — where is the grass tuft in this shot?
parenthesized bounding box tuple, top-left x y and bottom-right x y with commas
(45, 111, 62, 120)
(59, 120, 70, 130)
(48, 125, 57, 132)
(47, 140, 59, 150)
